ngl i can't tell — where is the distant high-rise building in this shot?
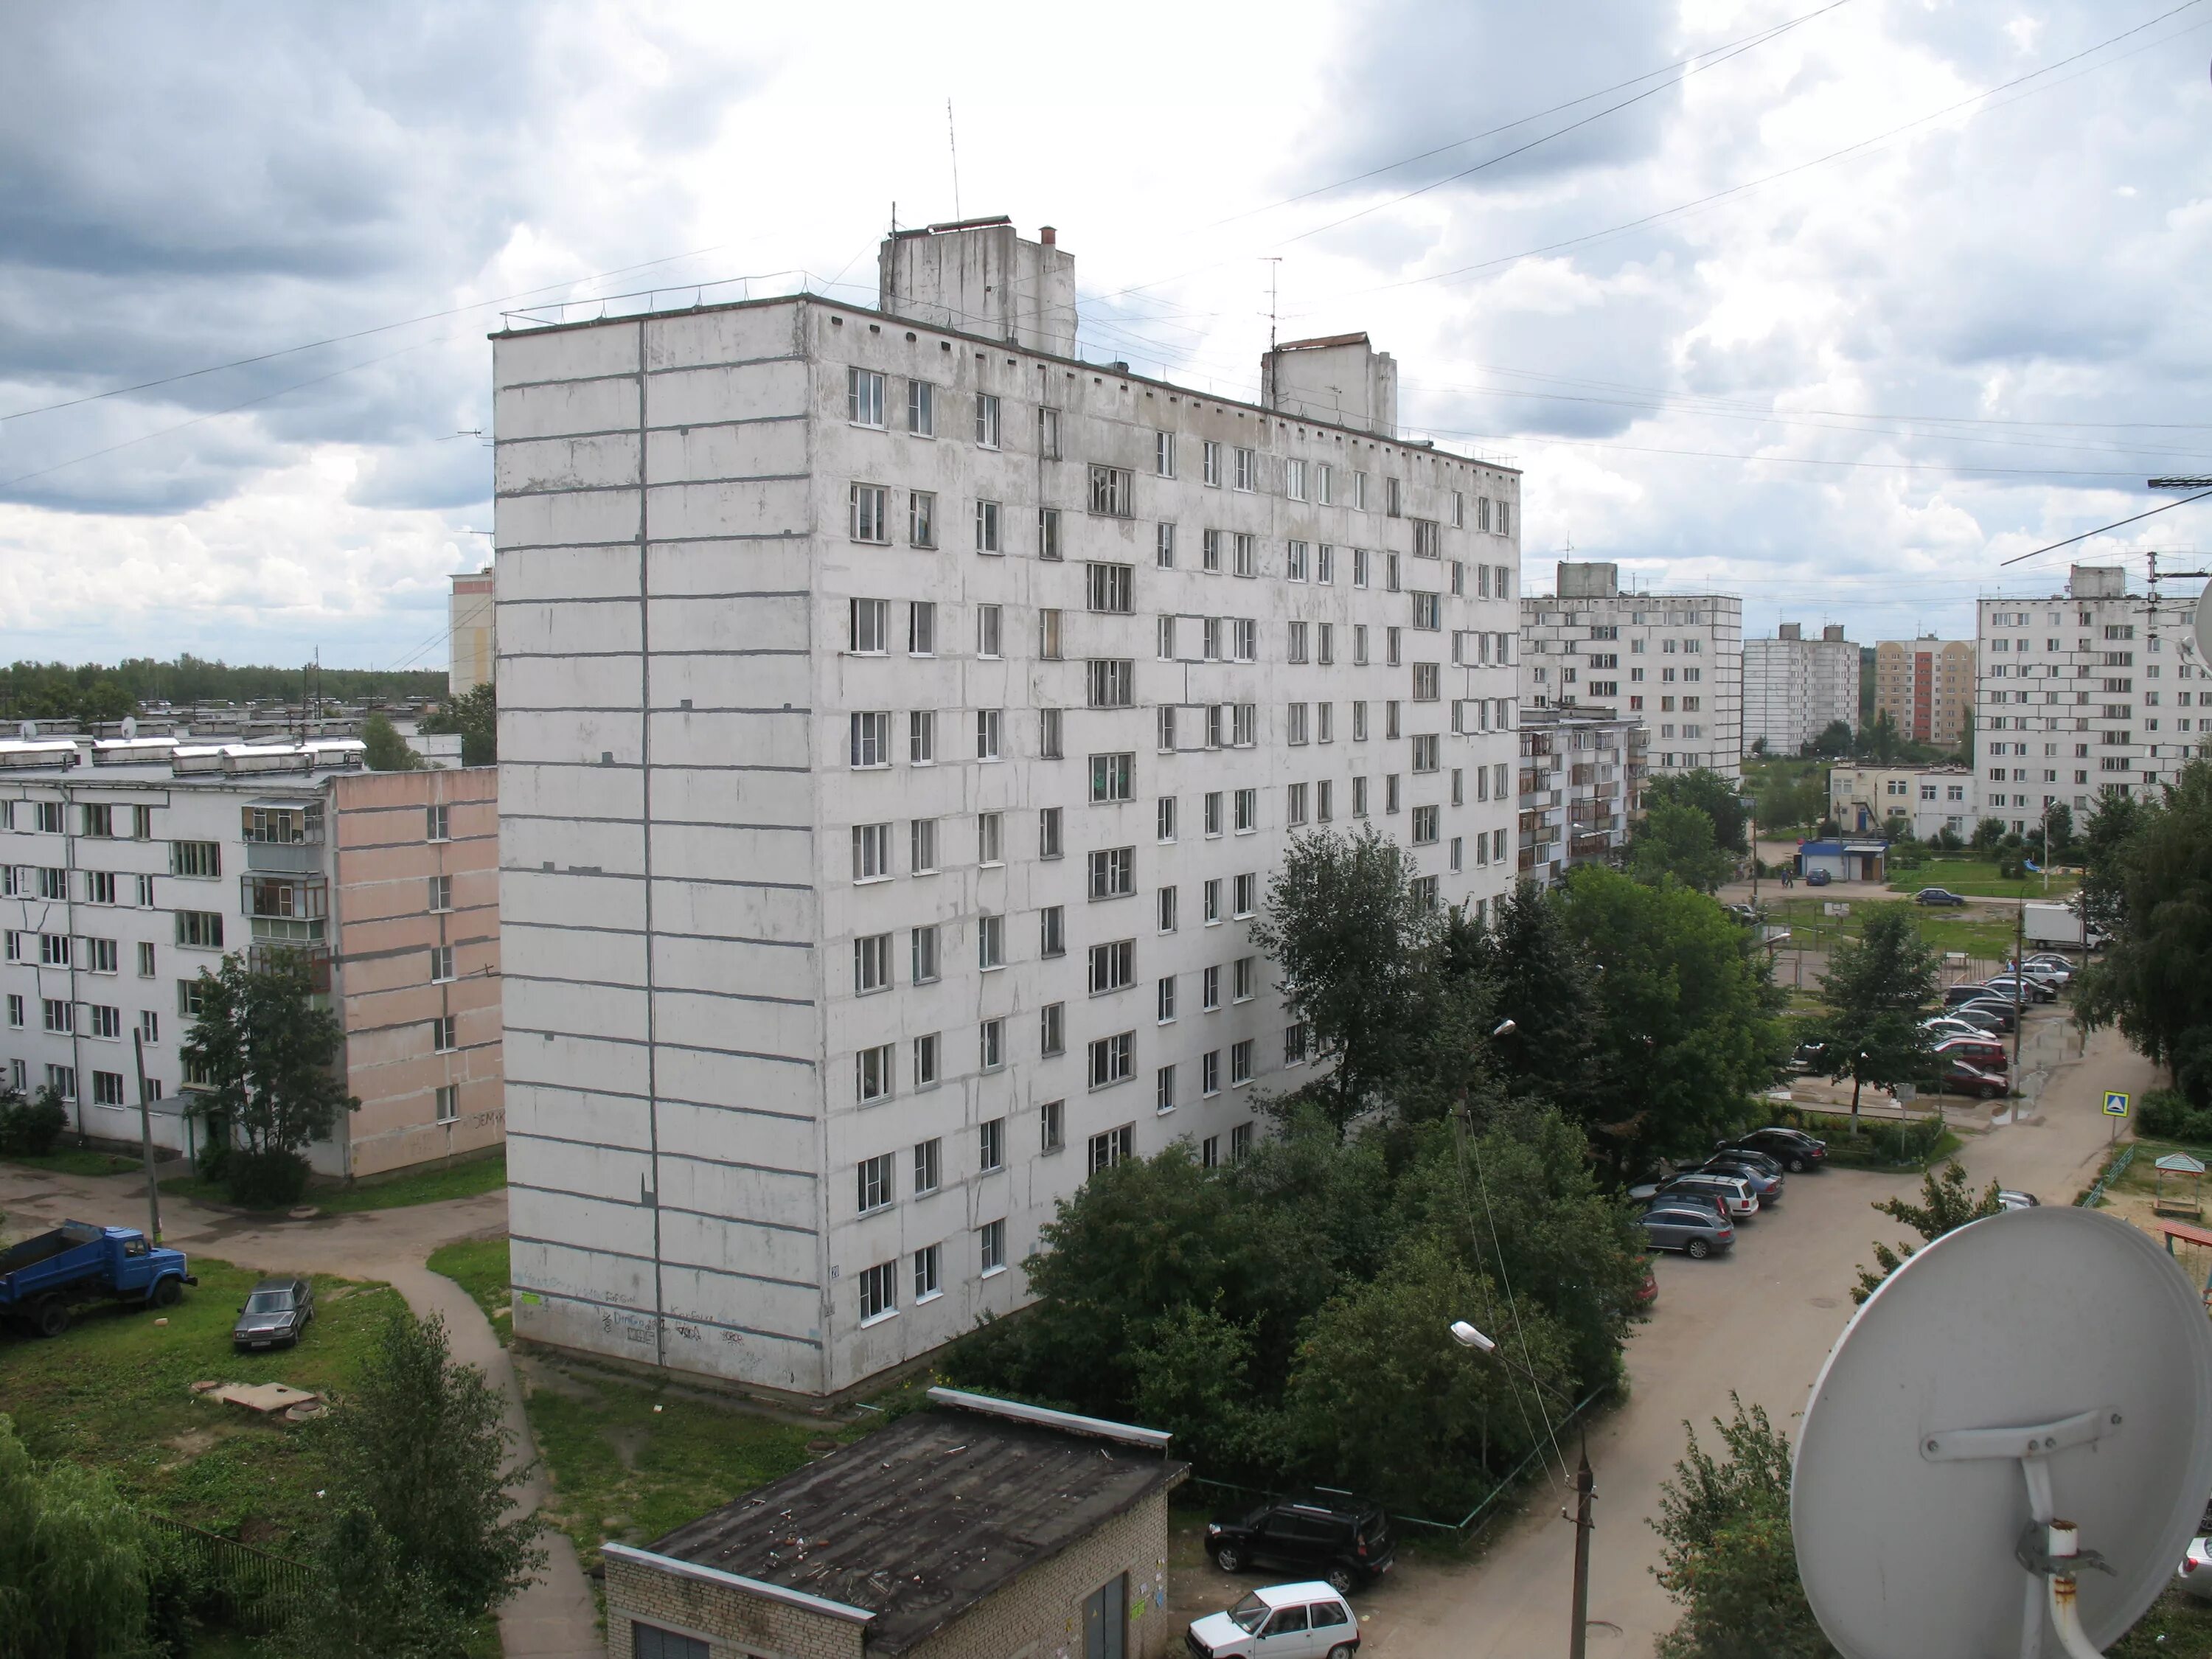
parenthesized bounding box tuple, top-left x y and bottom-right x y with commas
(1521, 561, 1743, 782)
(449, 568, 494, 697)
(1742, 623, 1856, 757)
(1874, 636, 1973, 748)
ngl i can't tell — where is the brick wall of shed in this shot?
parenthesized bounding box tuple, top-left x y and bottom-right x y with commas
(902, 1489, 1174, 1659)
(605, 1554, 866, 1659)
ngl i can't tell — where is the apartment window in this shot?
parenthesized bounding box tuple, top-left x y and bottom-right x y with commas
(850, 482, 890, 543)
(1041, 1002, 1065, 1057)
(1353, 701, 1369, 741)
(46, 1065, 75, 1102)
(1234, 446, 1256, 492)
(1385, 476, 1403, 517)
(977, 914, 1005, 971)
(914, 1136, 942, 1194)
(917, 1031, 944, 1088)
(975, 392, 1001, 448)
(171, 840, 221, 877)
(1157, 884, 1178, 932)
(1233, 533, 1256, 578)
(1038, 611, 1064, 667)
(910, 818, 939, 874)
(850, 821, 893, 883)
(911, 922, 942, 985)
(1088, 939, 1135, 993)
(1318, 779, 1334, 821)
(1288, 703, 1310, 745)
(1037, 806, 1064, 860)
(1411, 804, 1440, 845)
(851, 711, 892, 768)
(979, 1219, 1007, 1275)
(975, 709, 1002, 759)
(1287, 621, 1310, 664)
(1041, 1099, 1065, 1152)
(975, 604, 1003, 658)
(87, 1004, 122, 1040)
(1387, 627, 1402, 668)
(1411, 734, 1440, 772)
(908, 378, 936, 435)
(1155, 430, 1178, 477)
(974, 499, 1002, 553)
(1231, 1040, 1255, 1086)
(1158, 796, 1178, 841)
(81, 803, 114, 838)
(1089, 846, 1135, 900)
(1091, 751, 1134, 803)
(83, 936, 117, 975)
(1287, 782, 1309, 826)
(1203, 529, 1222, 572)
(1412, 518, 1440, 559)
(430, 945, 456, 983)
(36, 868, 66, 901)
(1039, 406, 1062, 459)
(136, 1009, 159, 1045)
(980, 1018, 1006, 1071)
(432, 1015, 458, 1054)
(1087, 562, 1134, 613)
(1089, 465, 1133, 517)
(1354, 624, 1370, 666)
(1284, 1022, 1311, 1065)
(1203, 439, 1222, 486)
(34, 801, 62, 834)
(972, 813, 1003, 871)
(914, 1245, 942, 1302)
(428, 873, 453, 913)
(1040, 905, 1066, 958)
(1157, 522, 1177, 568)
(1088, 660, 1135, 709)
(1231, 1122, 1254, 1161)
(39, 932, 68, 967)
(1287, 540, 1310, 583)
(1035, 504, 1062, 560)
(1352, 776, 1369, 817)
(905, 488, 937, 547)
(175, 911, 223, 950)
(1386, 700, 1402, 740)
(1204, 878, 1222, 924)
(855, 931, 893, 994)
(1234, 873, 1256, 918)
(132, 805, 153, 840)
(1385, 773, 1402, 814)
(1234, 787, 1257, 832)
(1231, 703, 1256, 746)
(1450, 835, 1464, 872)
(92, 1071, 126, 1107)
(1412, 591, 1441, 630)
(137, 942, 156, 978)
(43, 998, 72, 1034)
(859, 1261, 897, 1324)
(178, 978, 205, 1018)
(1231, 955, 1257, 1002)
(849, 597, 889, 653)
(1387, 552, 1402, 592)
(1089, 1033, 1135, 1089)
(973, 1115, 1006, 1175)
(848, 367, 886, 426)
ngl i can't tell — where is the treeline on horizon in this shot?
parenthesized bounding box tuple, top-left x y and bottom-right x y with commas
(1, 656, 451, 723)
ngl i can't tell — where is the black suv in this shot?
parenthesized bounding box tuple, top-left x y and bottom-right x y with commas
(1206, 1495, 1394, 1595)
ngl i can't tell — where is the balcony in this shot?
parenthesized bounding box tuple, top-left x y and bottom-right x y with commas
(245, 840, 324, 875)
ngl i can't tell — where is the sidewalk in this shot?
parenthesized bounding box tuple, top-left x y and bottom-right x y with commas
(0, 1162, 599, 1659)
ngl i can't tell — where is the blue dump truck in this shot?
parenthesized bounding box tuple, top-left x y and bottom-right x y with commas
(0, 1220, 195, 1338)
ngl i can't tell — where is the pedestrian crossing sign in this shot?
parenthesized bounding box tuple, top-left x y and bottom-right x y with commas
(2105, 1091, 2132, 1118)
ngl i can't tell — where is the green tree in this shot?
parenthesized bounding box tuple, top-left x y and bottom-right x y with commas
(1631, 802, 1736, 894)
(421, 684, 496, 768)
(1250, 825, 1439, 1133)
(1282, 1232, 1576, 1517)
(1445, 883, 1602, 1112)
(1652, 1397, 1834, 1659)
(180, 950, 358, 1205)
(2076, 785, 2146, 945)
(321, 1305, 546, 1618)
(1557, 868, 1785, 1168)
(1808, 719, 1853, 759)
(1850, 1161, 2003, 1304)
(362, 712, 427, 771)
(1806, 907, 1939, 1130)
(269, 1502, 477, 1658)
(1853, 710, 1904, 764)
(1970, 816, 2007, 855)
(0, 1413, 156, 1659)
(1643, 769, 1749, 852)
(0, 1084, 69, 1156)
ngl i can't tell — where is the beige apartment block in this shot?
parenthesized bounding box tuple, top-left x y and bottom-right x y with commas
(451, 568, 495, 696)
(1874, 636, 1973, 748)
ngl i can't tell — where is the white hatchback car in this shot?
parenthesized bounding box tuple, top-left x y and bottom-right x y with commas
(1185, 1581, 1360, 1658)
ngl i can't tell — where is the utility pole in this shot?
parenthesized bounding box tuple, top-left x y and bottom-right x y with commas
(2011, 889, 2026, 1095)
(132, 1026, 161, 1245)
(1568, 1447, 1596, 1659)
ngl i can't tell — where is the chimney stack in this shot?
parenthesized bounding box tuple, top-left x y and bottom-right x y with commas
(1039, 225, 1056, 246)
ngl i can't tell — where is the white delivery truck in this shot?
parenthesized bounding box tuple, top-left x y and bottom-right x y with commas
(2023, 900, 2104, 950)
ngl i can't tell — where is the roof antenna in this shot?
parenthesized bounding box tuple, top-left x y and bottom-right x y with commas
(947, 102, 961, 221)
(1265, 257, 1282, 351)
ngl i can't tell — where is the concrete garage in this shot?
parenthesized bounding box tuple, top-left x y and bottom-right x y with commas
(603, 1388, 1187, 1659)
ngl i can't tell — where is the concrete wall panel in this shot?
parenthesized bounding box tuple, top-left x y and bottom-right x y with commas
(515, 1133, 653, 1205)
(500, 598, 641, 658)
(657, 1209, 818, 1287)
(500, 487, 641, 551)
(500, 811, 644, 876)
(495, 432, 641, 495)
(504, 1082, 653, 1152)
(648, 765, 810, 830)
(498, 653, 642, 714)
(644, 593, 810, 655)
(505, 920, 648, 989)
(655, 1156, 814, 1231)
(647, 358, 810, 429)
(647, 541, 813, 597)
(498, 762, 644, 823)
(650, 933, 811, 1002)
(511, 1186, 657, 1265)
(500, 709, 642, 768)
(504, 970, 647, 1046)
(500, 866, 645, 933)
(494, 375, 639, 442)
(652, 1044, 816, 1115)
(649, 821, 813, 887)
(656, 1269, 821, 1350)
(642, 306, 801, 372)
(645, 711, 810, 771)
(500, 544, 640, 604)
(496, 325, 640, 389)
(645, 477, 809, 542)
(649, 878, 816, 946)
(645, 420, 808, 484)
(651, 989, 817, 1059)
(653, 1099, 818, 1171)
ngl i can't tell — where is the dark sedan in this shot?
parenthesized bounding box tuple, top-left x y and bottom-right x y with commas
(1722, 1127, 1827, 1173)
(1694, 1154, 1784, 1204)
(1914, 888, 1968, 907)
(232, 1276, 315, 1349)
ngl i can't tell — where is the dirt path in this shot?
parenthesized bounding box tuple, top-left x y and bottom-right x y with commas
(0, 1164, 599, 1659)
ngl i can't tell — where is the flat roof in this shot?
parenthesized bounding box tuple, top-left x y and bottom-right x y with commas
(640, 1405, 1183, 1653)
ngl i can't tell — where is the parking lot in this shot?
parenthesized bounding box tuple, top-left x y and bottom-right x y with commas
(1169, 1010, 2152, 1658)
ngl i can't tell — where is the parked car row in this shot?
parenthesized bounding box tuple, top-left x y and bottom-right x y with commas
(1632, 1126, 1829, 1260)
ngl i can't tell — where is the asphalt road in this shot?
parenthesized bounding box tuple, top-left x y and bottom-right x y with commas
(1345, 1016, 2153, 1658)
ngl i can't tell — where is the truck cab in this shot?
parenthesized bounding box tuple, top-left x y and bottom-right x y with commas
(0, 1221, 195, 1338)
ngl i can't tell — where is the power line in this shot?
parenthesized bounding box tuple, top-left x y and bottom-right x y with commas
(1997, 489, 2212, 566)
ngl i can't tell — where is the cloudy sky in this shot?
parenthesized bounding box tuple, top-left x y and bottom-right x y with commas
(4, 0, 2211, 672)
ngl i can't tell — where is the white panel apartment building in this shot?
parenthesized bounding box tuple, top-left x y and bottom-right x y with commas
(1521, 561, 1744, 783)
(1742, 623, 1856, 757)
(492, 219, 1525, 1397)
(1977, 565, 2211, 834)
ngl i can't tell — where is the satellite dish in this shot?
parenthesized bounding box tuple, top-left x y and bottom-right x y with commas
(120, 715, 136, 740)
(2194, 577, 2212, 664)
(1793, 1206, 2212, 1658)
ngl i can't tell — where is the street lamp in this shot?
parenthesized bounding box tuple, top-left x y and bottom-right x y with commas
(1493, 1019, 1518, 1038)
(1449, 1321, 1597, 1659)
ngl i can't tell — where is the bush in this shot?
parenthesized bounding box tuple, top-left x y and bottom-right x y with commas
(223, 1147, 312, 1208)
(2138, 1088, 2212, 1143)
(0, 1085, 69, 1156)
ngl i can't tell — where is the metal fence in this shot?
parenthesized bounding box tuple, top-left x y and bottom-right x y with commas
(150, 1515, 316, 1634)
(2077, 1143, 2137, 1209)
(1186, 1386, 1609, 1540)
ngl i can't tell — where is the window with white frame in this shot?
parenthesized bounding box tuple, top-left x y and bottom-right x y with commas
(1089, 1032, 1134, 1088)
(1088, 465, 1133, 517)
(908, 379, 935, 435)
(855, 932, 892, 994)
(911, 924, 940, 984)
(975, 392, 1001, 448)
(1088, 939, 1135, 993)
(850, 483, 889, 543)
(848, 367, 886, 427)
(860, 1260, 897, 1322)
(850, 597, 890, 653)
(851, 711, 891, 768)
(856, 1043, 893, 1103)
(1156, 431, 1177, 476)
(975, 709, 1002, 759)
(974, 499, 1001, 553)
(979, 1018, 1005, 1071)
(1157, 522, 1176, 568)
(1090, 751, 1134, 802)
(979, 1219, 1007, 1274)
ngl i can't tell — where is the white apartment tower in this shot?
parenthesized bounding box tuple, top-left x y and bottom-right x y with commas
(1977, 564, 2211, 833)
(1521, 561, 1743, 783)
(491, 219, 1525, 1397)
(1742, 623, 1856, 757)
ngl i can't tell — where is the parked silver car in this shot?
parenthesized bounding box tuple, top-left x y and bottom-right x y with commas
(1638, 1204, 1737, 1260)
